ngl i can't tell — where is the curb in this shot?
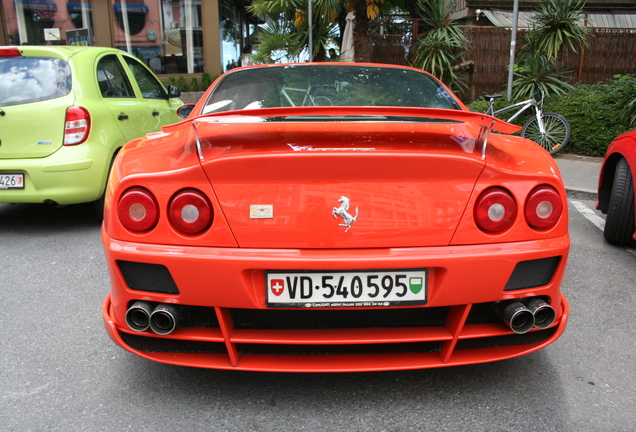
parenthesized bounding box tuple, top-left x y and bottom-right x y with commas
(565, 188, 596, 201)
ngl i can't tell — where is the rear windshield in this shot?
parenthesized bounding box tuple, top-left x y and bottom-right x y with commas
(203, 64, 462, 114)
(0, 57, 72, 106)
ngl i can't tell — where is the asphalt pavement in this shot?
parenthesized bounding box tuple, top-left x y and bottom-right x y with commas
(554, 154, 602, 200)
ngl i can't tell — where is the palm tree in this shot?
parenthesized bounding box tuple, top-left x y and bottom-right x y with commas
(248, 0, 408, 62)
(410, 0, 469, 90)
(511, 0, 591, 99)
(248, 0, 341, 62)
(511, 55, 574, 100)
(531, 0, 591, 60)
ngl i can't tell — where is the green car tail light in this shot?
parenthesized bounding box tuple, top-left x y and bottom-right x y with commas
(64, 106, 91, 145)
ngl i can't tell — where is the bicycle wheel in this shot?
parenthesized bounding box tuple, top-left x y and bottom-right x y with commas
(521, 112, 571, 155)
(313, 96, 333, 106)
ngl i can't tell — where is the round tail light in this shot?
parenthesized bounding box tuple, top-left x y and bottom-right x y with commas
(525, 185, 563, 230)
(169, 189, 213, 234)
(117, 187, 159, 232)
(474, 187, 517, 233)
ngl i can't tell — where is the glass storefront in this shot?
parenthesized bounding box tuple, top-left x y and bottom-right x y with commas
(111, 0, 203, 74)
(2, 0, 256, 76)
(220, 0, 255, 71)
(3, 0, 93, 46)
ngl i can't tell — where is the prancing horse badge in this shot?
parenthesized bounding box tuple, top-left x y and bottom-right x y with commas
(332, 196, 359, 233)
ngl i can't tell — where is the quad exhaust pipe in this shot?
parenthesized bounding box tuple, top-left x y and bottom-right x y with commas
(125, 297, 553, 336)
(495, 297, 556, 334)
(125, 301, 180, 335)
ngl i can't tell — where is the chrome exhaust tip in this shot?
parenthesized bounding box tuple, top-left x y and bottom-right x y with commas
(496, 301, 535, 334)
(150, 303, 180, 335)
(526, 297, 556, 329)
(125, 301, 154, 332)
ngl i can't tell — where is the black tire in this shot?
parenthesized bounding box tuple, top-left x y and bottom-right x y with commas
(521, 112, 571, 155)
(93, 192, 106, 219)
(94, 152, 118, 218)
(604, 158, 636, 246)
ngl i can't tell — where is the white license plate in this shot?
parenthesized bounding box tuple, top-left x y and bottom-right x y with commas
(0, 174, 24, 190)
(266, 269, 427, 308)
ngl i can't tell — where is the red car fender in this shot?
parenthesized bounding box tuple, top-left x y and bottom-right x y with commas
(597, 131, 636, 215)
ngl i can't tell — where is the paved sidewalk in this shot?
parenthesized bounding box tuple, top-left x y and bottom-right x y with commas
(554, 154, 602, 200)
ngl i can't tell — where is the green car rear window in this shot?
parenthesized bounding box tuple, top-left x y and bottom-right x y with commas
(0, 57, 72, 106)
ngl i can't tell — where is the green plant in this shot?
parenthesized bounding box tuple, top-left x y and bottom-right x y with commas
(411, 0, 468, 91)
(509, 0, 591, 101)
(252, 21, 306, 63)
(467, 98, 489, 113)
(166, 76, 176, 87)
(511, 55, 574, 100)
(189, 77, 200, 92)
(531, 0, 591, 60)
(177, 76, 188, 92)
(248, 0, 340, 61)
(614, 75, 636, 127)
(201, 72, 212, 90)
(546, 83, 628, 156)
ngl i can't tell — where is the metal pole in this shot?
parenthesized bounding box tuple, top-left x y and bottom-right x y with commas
(121, 0, 132, 54)
(15, 0, 28, 44)
(308, 0, 313, 60)
(507, 0, 520, 100)
(185, 0, 195, 73)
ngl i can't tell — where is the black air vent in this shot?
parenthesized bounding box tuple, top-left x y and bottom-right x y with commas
(504, 256, 561, 291)
(117, 260, 180, 294)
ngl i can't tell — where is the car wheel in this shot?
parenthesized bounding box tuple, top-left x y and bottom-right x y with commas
(94, 152, 118, 218)
(93, 193, 105, 219)
(604, 158, 636, 246)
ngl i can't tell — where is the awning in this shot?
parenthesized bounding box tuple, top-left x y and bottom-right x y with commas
(113, 3, 149, 14)
(19, 0, 57, 12)
(479, 10, 534, 28)
(479, 10, 636, 29)
(67, 2, 92, 13)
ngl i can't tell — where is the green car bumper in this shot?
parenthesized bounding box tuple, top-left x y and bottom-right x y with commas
(0, 141, 112, 205)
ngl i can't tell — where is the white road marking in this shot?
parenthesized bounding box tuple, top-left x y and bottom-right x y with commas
(571, 200, 605, 231)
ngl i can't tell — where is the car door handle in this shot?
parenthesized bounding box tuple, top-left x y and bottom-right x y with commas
(152, 111, 160, 116)
(118, 114, 129, 121)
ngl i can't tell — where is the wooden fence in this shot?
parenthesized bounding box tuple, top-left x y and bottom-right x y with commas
(371, 26, 636, 102)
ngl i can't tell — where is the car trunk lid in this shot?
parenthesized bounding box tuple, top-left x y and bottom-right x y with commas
(196, 116, 488, 249)
(0, 96, 75, 159)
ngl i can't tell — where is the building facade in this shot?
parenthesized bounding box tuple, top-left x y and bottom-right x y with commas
(0, 0, 257, 77)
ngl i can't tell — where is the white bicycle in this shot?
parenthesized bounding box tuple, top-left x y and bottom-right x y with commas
(280, 84, 334, 107)
(484, 86, 571, 155)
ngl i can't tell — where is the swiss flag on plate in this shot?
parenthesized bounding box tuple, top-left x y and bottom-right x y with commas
(270, 279, 285, 296)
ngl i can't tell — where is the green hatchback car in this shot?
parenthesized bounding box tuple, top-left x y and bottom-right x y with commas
(0, 45, 182, 212)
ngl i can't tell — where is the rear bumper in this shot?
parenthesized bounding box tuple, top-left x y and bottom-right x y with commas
(102, 233, 570, 372)
(0, 142, 110, 205)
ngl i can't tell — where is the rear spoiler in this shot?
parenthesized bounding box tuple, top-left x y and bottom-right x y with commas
(183, 105, 519, 133)
(164, 105, 521, 161)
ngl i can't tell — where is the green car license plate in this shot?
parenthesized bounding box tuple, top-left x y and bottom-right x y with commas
(0, 174, 24, 189)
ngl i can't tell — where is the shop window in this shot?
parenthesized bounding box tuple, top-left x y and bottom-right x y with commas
(3, 0, 94, 46)
(68, 1, 94, 31)
(114, 1, 148, 36)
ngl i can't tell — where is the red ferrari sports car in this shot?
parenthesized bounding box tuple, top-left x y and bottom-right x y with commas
(598, 130, 636, 246)
(102, 63, 570, 372)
